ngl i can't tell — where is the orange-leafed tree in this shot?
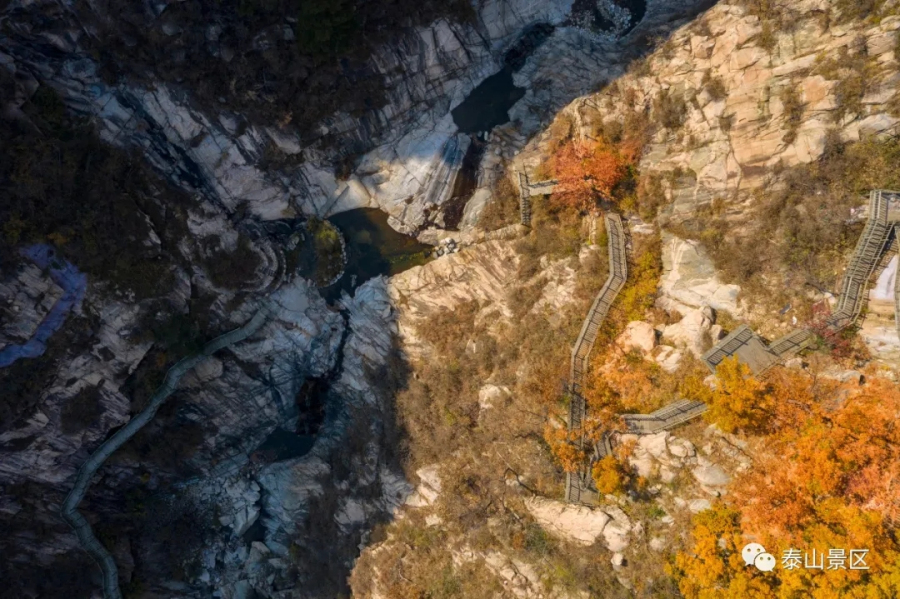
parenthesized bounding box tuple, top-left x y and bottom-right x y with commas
(550, 138, 636, 211)
(544, 425, 585, 473)
(674, 369, 900, 599)
(583, 348, 675, 421)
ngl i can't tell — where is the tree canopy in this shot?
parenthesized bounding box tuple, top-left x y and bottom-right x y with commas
(673, 369, 900, 598)
(550, 138, 638, 211)
(704, 356, 774, 434)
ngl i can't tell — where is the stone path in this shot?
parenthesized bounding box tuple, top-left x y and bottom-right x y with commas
(61, 305, 272, 599)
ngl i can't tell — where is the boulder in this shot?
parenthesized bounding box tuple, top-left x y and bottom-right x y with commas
(639, 432, 670, 460)
(406, 465, 441, 507)
(477, 384, 510, 411)
(658, 234, 742, 315)
(668, 438, 696, 458)
(602, 516, 632, 553)
(691, 457, 731, 488)
(654, 345, 684, 373)
(525, 497, 611, 546)
(628, 448, 656, 479)
(662, 306, 715, 357)
(525, 497, 632, 552)
(859, 316, 900, 368)
(616, 321, 658, 355)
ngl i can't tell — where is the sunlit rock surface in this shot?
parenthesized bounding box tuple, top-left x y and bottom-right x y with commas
(658, 233, 742, 315)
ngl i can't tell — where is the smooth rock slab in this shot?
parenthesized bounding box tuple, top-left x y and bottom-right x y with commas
(691, 458, 731, 487)
(689, 498, 712, 513)
(616, 321, 658, 355)
(525, 497, 611, 546)
(658, 233, 741, 315)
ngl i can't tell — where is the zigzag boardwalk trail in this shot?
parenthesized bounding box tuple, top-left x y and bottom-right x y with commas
(702, 189, 900, 376)
(561, 189, 900, 505)
(565, 212, 627, 503)
(61, 306, 272, 599)
(561, 212, 706, 504)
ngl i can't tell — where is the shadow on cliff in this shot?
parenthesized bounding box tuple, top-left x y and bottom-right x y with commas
(281, 333, 415, 598)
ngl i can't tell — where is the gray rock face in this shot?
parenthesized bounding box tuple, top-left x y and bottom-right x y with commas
(3, 0, 575, 231)
(0, 263, 64, 345)
(3, 0, 714, 236)
(658, 233, 742, 315)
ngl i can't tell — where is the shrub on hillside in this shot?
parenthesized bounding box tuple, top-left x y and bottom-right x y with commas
(478, 174, 520, 231)
(200, 235, 263, 290)
(653, 89, 688, 130)
(702, 70, 727, 101)
(779, 84, 804, 143)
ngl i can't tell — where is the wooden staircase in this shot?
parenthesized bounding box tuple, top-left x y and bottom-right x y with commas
(565, 214, 627, 504)
(517, 171, 532, 227)
(826, 190, 893, 329)
(703, 189, 900, 376)
(622, 399, 708, 434)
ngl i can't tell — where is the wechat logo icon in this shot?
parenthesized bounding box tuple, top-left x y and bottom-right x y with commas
(742, 543, 776, 572)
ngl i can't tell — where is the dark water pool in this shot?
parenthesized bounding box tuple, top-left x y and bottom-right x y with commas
(321, 208, 431, 301)
(451, 68, 526, 134)
(254, 428, 316, 462)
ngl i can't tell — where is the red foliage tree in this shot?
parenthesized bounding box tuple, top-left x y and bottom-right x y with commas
(550, 138, 636, 211)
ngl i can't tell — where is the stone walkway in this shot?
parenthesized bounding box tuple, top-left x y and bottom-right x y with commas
(61, 305, 272, 599)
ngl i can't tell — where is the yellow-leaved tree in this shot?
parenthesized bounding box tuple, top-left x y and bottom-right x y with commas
(701, 356, 774, 434)
(591, 455, 627, 495)
(671, 505, 775, 599)
(673, 369, 900, 598)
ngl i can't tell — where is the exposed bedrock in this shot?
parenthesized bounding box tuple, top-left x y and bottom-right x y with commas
(2, 0, 714, 234)
(0, 0, 720, 595)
